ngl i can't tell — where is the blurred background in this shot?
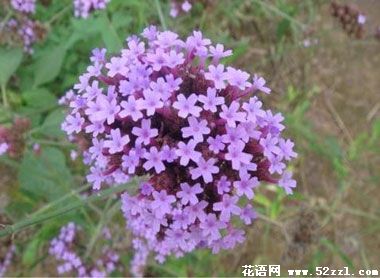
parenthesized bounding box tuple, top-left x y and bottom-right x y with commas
(0, 0, 379, 276)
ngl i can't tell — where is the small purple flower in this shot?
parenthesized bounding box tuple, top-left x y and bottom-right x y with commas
(252, 74, 271, 94)
(279, 171, 296, 195)
(151, 190, 176, 216)
(209, 44, 232, 63)
(198, 88, 224, 112)
(207, 135, 225, 154)
(104, 128, 130, 154)
(225, 140, 253, 170)
(181, 116, 210, 142)
(122, 150, 140, 174)
(176, 183, 203, 205)
(200, 213, 227, 240)
(279, 138, 297, 161)
(143, 147, 165, 174)
(216, 176, 231, 195)
(226, 67, 251, 90)
(176, 140, 201, 166)
(161, 145, 178, 162)
(119, 96, 143, 121)
(173, 94, 201, 118)
(242, 96, 266, 123)
(0, 143, 9, 156)
(204, 64, 227, 90)
(233, 173, 259, 200)
(240, 204, 257, 225)
(132, 119, 158, 146)
(139, 89, 164, 116)
(62, 113, 85, 134)
(220, 101, 247, 127)
(259, 134, 281, 159)
(185, 200, 208, 223)
(190, 157, 219, 183)
(213, 194, 241, 222)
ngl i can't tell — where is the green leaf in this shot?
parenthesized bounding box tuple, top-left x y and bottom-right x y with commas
(22, 88, 57, 110)
(18, 147, 73, 201)
(320, 238, 355, 270)
(0, 47, 23, 87)
(99, 14, 123, 53)
(33, 46, 66, 87)
(22, 238, 41, 267)
(39, 108, 66, 138)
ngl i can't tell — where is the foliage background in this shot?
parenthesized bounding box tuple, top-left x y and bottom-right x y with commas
(0, 0, 379, 276)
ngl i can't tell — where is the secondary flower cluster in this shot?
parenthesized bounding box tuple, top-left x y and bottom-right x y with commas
(169, 0, 192, 18)
(330, 1, 366, 39)
(49, 223, 119, 277)
(61, 26, 297, 275)
(0, 244, 15, 278)
(73, 0, 110, 18)
(0, 0, 43, 53)
(0, 117, 30, 158)
(10, 0, 36, 13)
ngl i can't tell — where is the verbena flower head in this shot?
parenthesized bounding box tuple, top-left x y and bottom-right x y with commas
(49, 223, 119, 277)
(170, 0, 192, 18)
(10, 0, 36, 14)
(73, 0, 110, 18)
(61, 26, 297, 276)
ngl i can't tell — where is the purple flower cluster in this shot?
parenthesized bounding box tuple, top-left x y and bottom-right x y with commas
(61, 26, 297, 275)
(0, 143, 9, 156)
(73, 0, 110, 18)
(0, 244, 15, 277)
(49, 223, 119, 277)
(170, 0, 192, 18)
(10, 0, 36, 14)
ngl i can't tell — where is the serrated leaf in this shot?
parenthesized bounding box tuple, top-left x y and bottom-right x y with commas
(33, 46, 66, 87)
(0, 47, 23, 87)
(18, 147, 73, 201)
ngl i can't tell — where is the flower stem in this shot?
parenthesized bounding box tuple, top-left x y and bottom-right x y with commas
(154, 0, 167, 30)
(1, 84, 8, 108)
(0, 179, 137, 238)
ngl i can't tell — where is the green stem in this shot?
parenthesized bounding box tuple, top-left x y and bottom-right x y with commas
(47, 5, 71, 26)
(1, 84, 8, 108)
(0, 11, 13, 32)
(84, 198, 119, 259)
(154, 0, 167, 30)
(251, 0, 307, 30)
(0, 180, 137, 238)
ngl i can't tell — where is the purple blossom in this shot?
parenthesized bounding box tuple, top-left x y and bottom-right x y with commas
(252, 74, 271, 94)
(226, 67, 251, 90)
(225, 140, 253, 170)
(216, 176, 231, 195)
(176, 183, 203, 205)
(213, 194, 241, 222)
(132, 119, 158, 146)
(173, 94, 201, 118)
(198, 88, 224, 112)
(200, 214, 227, 240)
(220, 101, 247, 127)
(139, 89, 164, 116)
(119, 96, 143, 121)
(0, 143, 9, 156)
(207, 135, 225, 154)
(176, 139, 201, 166)
(240, 204, 257, 225)
(104, 128, 130, 154)
(279, 171, 297, 195)
(204, 64, 227, 89)
(181, 116, 210, 142)
(190, 157, 219, 183)
(143, 147, 165, 174)
(233, 173, 259, 199)
(151, 190, 176, 217)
